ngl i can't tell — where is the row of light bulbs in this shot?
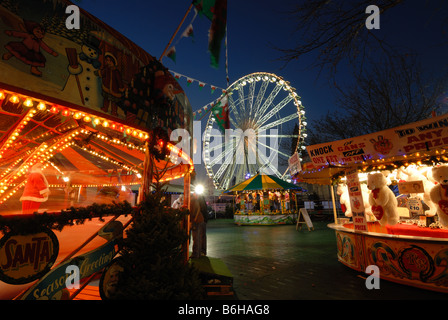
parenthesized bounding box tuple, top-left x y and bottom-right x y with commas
(0, 90, 149, 143)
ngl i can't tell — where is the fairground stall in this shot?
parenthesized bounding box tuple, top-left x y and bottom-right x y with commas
(225, 173, 304, 225)
(0, 0, 193, 299)
(296, 113, 448, 293)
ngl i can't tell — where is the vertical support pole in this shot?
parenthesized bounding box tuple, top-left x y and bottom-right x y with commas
(183, 171, 191, 263)
(330, 184, 338, 224)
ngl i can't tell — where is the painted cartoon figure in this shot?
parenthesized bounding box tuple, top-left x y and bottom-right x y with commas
(79, 35, 102, 69)
(19, 163, 50, 214)
(3, 20, 58, 77)
(96, 52, 124, 116)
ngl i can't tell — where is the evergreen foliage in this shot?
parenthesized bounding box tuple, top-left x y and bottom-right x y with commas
(111, 184, 203, 299)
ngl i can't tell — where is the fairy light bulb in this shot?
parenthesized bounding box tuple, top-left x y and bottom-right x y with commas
(37, 102, 46, 110)
(24, 98, 34, 107)
(9, 95, 19, 103)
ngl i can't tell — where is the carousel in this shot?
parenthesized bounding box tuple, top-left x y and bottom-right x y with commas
(0, 0, 193, 300)
(225, 173, 304, 225)
(295, 113, 448, 294)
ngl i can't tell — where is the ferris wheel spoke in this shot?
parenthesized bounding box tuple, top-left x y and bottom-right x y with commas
(228, 93, 242, 124)
(214, 157, 233, 181)
(252, 80, 268, 118)
(257, 140, 291, 159)
(208, 132, 244, 168)
(256, 149, 282, 178)
(254, 84, 282, 123)
(247, 80, 256, 119)
(257, 113, 298, 132)
(229, 114, 238, 128)
(205, 140, 226, 154)
(257, 95, 294, 128)
(237, 86, 247, 119)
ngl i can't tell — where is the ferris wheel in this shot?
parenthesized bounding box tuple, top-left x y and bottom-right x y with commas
(203, 72, 307, 190)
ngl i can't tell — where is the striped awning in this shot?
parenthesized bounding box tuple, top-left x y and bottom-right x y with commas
(225, 174, 304, 193)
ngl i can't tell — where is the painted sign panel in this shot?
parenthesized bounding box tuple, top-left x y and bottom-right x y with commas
(335, 228, 448, 293)
(306, 113, 448, 168)
(0, 228, 59, 284)
(364, 235, 448, 292)
(20, 220, 123, 300)
(345, 169, 368, 232)
(0, 0, 192, 136)
(288, 152, 301, 176)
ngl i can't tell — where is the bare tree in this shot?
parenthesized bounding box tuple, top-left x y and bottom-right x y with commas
(276, 0, 407, 74)
(307, 55, 448, 144)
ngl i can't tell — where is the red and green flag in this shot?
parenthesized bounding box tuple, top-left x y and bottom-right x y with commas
(192, 0, 227, 68)
(166, 46, 176, 62)
(212, 94, 229, 132)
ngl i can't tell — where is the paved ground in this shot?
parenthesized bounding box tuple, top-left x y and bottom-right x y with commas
(204, 218, 448, 300)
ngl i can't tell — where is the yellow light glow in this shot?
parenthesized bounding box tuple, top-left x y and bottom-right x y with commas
(9, 95, 19, 103)
(24, 99, 34, 107)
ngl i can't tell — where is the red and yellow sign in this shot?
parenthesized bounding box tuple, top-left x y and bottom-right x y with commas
(0, 229, 59, 284)
(306, 113, 448, 168)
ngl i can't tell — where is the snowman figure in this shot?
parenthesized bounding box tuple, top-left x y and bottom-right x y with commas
(79, 35, 101, 69)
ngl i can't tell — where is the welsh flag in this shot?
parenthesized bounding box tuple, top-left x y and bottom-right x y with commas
(193, 0, 227, 68)
(212, 94, 229, 132)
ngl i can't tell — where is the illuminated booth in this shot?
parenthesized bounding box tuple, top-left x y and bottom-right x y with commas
(295, 113, 448, 294)
(0, 0, 193, 299)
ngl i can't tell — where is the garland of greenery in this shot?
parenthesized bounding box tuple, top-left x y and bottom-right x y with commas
(0, 201, 135, 235)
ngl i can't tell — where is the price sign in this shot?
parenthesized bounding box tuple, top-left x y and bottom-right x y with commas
(345, 169, 368, 232)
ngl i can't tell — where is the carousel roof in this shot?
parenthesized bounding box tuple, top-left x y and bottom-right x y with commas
(224, 173, 305, 192)
(0, 90, 192, 205)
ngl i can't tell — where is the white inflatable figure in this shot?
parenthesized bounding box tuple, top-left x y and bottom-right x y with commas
(398, 165, 437, 217)
(361, 183, 373, 220)
(367, 172, 399, 226)
(382, 170, 394, 186)
(337, 183, 352, 217)
(429, 165, 448, 228)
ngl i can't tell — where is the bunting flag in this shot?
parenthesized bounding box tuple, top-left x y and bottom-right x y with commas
(181, 24, 195, 40)
(169, 70, 224, 95)
(168, 69, 229, 121)
(193, 0, 227, 68)
(166, 46, 176, 62)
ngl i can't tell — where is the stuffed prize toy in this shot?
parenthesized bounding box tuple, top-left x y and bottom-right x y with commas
(429, 165, 448, 228)
(367, 172, 399, 226)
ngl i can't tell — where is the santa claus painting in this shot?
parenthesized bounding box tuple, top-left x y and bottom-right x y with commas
(19, 163, 50, 214)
